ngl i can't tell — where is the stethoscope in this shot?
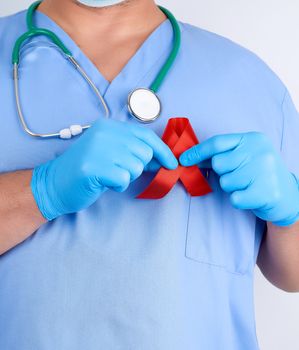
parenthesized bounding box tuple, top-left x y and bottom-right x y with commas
(12, 1, 181, 139)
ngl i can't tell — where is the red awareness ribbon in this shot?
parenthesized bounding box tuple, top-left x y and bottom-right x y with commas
(136, 117, 213, 199)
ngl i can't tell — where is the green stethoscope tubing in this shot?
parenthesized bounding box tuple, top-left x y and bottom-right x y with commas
(149, 6, 181, 93)
(13, 1, 181, 93)
(12, 1, 181, 138)
(12, 1, 72, 64)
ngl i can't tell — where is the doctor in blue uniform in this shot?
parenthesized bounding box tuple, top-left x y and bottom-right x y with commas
(0, 0, 299, 349)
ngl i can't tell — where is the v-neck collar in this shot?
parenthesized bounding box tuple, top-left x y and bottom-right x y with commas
(33, 9, 179, 119)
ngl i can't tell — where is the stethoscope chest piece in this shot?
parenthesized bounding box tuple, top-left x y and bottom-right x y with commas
(13, 2, 180, 138)
(128, 88, 161, 123)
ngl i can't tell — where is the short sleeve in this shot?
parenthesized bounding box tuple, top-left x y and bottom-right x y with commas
(280, 89, 299, 177)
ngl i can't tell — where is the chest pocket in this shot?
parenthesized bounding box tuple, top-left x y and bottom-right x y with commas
(185, 170, 257, 275)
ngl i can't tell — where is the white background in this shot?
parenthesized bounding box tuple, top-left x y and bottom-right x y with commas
(1, 1, 299, 349)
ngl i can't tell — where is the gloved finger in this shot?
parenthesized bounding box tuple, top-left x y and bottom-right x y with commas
(229, 185, 267, 210)
(130, 126, 178, 170)
(144, 159, 211, 173)
(125, 138, 154, 166)
(98, 165, 131, 192)
(219, 166, 254, 193)
(115, 155, 145, 182)
(211, 149, 249, 175)
(144, 159, 161, 172)
(179, 133, 244, 166)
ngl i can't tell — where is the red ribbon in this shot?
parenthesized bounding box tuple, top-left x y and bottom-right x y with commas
(136, 117, 213, 199)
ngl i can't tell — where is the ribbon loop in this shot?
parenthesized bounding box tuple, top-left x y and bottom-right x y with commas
(136, 117, 213, 199)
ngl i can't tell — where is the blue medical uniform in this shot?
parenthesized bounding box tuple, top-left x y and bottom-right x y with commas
(0, 9, 299, 350)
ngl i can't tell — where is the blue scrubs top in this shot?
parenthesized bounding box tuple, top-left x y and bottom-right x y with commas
(1, 9, 299, 350)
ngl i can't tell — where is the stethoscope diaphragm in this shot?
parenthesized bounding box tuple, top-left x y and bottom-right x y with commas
(128, 88, 161, 123)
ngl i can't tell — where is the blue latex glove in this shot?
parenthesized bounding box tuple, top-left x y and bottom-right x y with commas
(31, 118, 178, 221)
(179, 132, 299, 226)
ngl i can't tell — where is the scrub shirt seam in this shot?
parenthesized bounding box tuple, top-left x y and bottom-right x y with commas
(131, 22, 186, 90)
(184, 256, 248, 275)
(184, 195, 192, 258)
(185, 199, 248, 276)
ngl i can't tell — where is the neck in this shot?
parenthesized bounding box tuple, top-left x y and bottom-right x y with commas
(38, 0, 166, 42)
(37, 0, 167, 82)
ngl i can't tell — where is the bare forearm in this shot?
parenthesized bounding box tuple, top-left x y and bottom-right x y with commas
(0, 170, 46, 255)
(257, 221, 299, 292)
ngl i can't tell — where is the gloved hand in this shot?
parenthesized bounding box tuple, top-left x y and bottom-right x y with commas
(179, 132, 299, 226)
(31, 118, 178, 221)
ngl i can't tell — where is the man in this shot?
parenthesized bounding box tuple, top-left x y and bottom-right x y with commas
(0, 0, 299, 349)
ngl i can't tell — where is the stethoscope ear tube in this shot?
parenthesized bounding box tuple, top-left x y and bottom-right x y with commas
(12, 2, 110, 139)
(13, 1, 181, 138)
(12, 28, 72, 65)
(150, 6, 181, 94)
(127, 6, 181, 123)
(12, 55, 110, 138)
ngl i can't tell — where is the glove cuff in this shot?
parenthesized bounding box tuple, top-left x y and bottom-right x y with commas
(31, 162, 60, 221)
(272, 172, 299, 227)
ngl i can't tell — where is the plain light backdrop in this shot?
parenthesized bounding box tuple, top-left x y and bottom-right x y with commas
(1, 1, 299, 349)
